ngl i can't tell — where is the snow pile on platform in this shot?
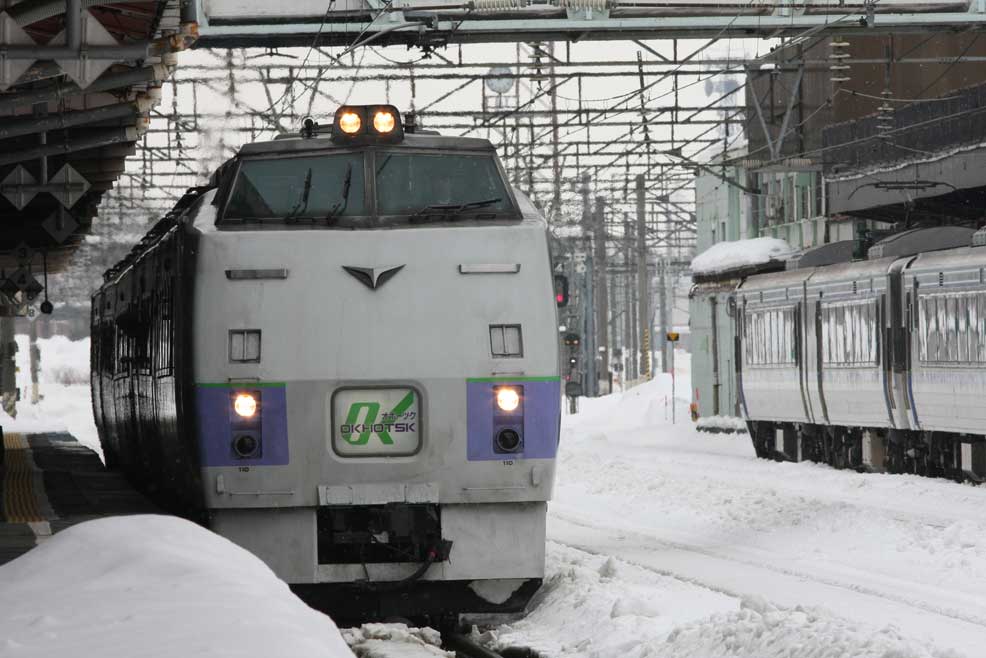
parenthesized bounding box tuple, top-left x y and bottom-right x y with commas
(696, 415, 748, 433)
(0, 335, 101, 458)
(342, 624, 451, 657)
(690, 237, 794, 276)
(0, 515, 355, 658)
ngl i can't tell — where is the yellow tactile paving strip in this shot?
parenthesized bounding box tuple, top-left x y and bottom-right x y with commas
(2, 432, 47, 523)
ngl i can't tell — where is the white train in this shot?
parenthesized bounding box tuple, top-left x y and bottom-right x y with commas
(737, 228, 986, 482)
(91, 106, 561, 623)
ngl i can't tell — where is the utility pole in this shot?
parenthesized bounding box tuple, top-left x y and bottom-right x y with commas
(584, 252, 597, 397)
(548, 43, 562, 215)
(659, 259, 669, 373)
(580, 173, 597, 396)
(593, 195, 609, 394)
(635, 174, 651, 379)
(622, 212, 634, 382)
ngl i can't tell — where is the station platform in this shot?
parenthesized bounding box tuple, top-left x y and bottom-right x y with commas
(0, 432, 155, 565)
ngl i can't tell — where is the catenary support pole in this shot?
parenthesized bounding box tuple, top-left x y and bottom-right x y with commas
(635, 174, 650, 379)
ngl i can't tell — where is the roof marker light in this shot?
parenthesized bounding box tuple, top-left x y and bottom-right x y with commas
(373, 110, 396, 134)
(338, 111, 362, 135)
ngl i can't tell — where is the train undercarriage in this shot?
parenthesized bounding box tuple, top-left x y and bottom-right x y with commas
(748, 421, 986, 483)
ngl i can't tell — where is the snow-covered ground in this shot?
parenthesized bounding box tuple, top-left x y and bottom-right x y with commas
(492, 354, 986, 657)
(6, 336, 986, 656)
(0, 515, 355, 657)
(0, 334, 101, 458)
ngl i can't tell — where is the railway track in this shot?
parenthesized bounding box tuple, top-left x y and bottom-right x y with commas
(445, 633, 540, 658)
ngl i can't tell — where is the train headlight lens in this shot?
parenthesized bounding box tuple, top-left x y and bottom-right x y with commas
(338, 111, 362, 135)
(373, 110, 396, 134)
(496, 387, 520, 412)
(495, 429, 521, 453)
(233, 393, 257, 418)
(232, 434, 259, 458)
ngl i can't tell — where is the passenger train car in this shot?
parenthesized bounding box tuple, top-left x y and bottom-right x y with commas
(91, 106, 561, 622)
(737, 228, 986, 482)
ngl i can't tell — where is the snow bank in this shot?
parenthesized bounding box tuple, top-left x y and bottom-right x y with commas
(342, 624, 451, 657)
(0, 515, 354, 658)
(663, 597, 964, 658)
(492, 544, 964, 658)
(690, 237, 794, 276)
(489, 543, 735, 657)
(0, 335, 101, 458)
(696, 415, 748, 433)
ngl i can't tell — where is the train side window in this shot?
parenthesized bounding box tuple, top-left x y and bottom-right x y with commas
(946, 297, 958, 362)
(918, 297, 928, 362)
(229, 330, 262, 363)
(955, 295, 970, 363)
(489, 325, 522, 358)
(154, 280, 174, 377)
(973, 293, 981, 363)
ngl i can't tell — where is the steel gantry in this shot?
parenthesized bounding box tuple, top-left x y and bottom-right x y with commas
(186, 0, 986, 48)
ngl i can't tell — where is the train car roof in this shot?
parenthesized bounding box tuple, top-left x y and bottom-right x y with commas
(803, 256, 895, 286)
(738, 266, 813, 294)
(237, 132, 497, 156)
(906, 245, 986, 273)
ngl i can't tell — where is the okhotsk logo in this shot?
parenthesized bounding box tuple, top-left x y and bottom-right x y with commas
(331, 387, 421, 456)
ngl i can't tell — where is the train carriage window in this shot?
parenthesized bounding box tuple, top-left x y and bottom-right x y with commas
(376, 152, 512, 216)
(154, 278, 175, 377)
(969, 293, 986, 363)
(745, 306, 797, 367)
(223, 153, 367, 222)
(819, 300, 879, 367)
(918, 297, 929, 362)
(946, 297, 958, 362)
(958, 295, 969, 363)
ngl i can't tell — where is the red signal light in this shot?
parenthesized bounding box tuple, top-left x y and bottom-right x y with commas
(554, 274, 569, 308)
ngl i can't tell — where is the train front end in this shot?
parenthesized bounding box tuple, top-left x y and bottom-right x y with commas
(189, 106, 560, 621)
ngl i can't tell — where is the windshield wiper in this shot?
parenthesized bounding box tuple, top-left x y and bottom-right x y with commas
(284, 168, 313, 223)
(408, 198, 502, 224)
(325, 163, 354, 225)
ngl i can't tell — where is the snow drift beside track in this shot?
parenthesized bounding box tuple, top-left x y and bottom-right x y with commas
(0, 515, 355, 658)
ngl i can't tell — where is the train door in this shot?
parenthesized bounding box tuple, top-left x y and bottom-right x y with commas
(886, 258, 915, 430)
(797, 287, 815, 424)
(804, 291, 828, 425)
(710, 295, 721, 416)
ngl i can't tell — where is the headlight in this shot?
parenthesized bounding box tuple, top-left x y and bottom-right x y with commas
(338, 111, 362, 135)
(233, 392, 258, 418)
(373, 110, 396, 134)
(495, 387, 520, 412)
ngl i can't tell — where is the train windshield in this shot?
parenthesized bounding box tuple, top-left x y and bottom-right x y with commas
(224, 153, 366, 221)
(375, 152, 511, 216)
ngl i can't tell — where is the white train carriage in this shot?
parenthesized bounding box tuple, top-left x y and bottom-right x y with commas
(736, 228, 986, 480)
(737, 267, 812, 454)
(92, 106, 561, 622)
(904, 247, 986, 434)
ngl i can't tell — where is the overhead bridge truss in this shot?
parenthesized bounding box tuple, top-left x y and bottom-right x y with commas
(189, 0, 986, 48)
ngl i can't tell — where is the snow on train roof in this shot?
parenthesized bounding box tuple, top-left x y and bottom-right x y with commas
(690, 237, 795, 276)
